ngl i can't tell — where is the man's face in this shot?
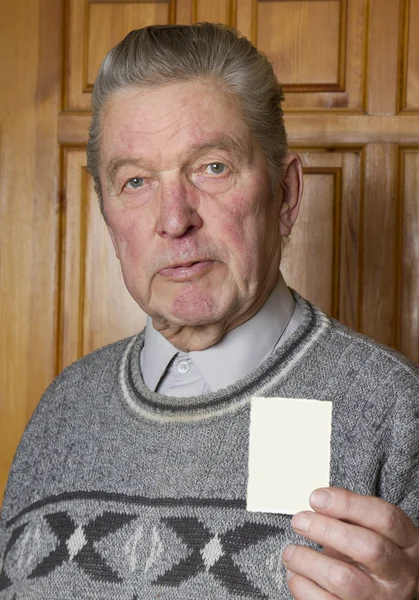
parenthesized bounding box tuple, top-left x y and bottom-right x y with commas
(100, 81, 299, 342)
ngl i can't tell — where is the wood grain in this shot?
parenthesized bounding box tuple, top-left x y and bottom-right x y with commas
(240, 0, 368, 111)
(366, 0, 402, 115)
(257, 0, 342, 88)
(86, 2, 172, 86)
(359, 143, 400, 347)
(195, 0, 234, 24)
(65, 0, 172, 111)
(281, 165, 340, 317)
(0, 0, 62, 503)
(403, 0, 419, 111)
(400, 149, 419, 362)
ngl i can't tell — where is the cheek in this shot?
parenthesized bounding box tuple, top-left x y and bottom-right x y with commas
(110, 219, 152, 298)
(107, 210, 146, 259)
(213, 191, 263, 254)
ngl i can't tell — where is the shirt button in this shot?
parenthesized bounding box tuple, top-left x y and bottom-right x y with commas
(177, 360, 190, 374)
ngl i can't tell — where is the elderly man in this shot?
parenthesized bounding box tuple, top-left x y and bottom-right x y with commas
(0, 23, 418, 600)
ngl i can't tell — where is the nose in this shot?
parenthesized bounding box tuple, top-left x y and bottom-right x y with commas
(155, 179, 202, 239)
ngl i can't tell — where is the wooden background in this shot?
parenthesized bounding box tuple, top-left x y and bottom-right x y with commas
(1, 0, 418, 502)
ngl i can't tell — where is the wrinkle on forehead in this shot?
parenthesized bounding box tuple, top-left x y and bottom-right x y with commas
(127, 104, 197, 137)
(104, 80, 247, 137)
(101, 81, 256, 181)
(124, 120, 198, 153)
(109, 81, 222, 129)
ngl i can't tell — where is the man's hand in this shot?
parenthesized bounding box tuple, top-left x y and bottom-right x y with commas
(282, 487, 419, 599)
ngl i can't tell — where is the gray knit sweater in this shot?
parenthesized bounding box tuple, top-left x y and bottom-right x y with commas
(1, 294, 418, 600)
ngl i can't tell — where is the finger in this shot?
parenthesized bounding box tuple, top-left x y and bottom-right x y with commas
(291, 510, 405, 580)
(286, 571, 340, 600)
(322, 546, 355, 563)
(283, 544, 375, 600)
(322, 546, 377, 574)
(309, 487, 418, 550)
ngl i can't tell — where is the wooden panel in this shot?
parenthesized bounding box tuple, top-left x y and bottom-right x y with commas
(175, 0, 194, 24)
(61, 149, 146, 370)
(0, 0, 62, 503)
(366, 0, 401, 115)
(258, 1, 342, 87)
(237, 0, 367, 111)
(400, 149, 419, 363)
(402, 0, 419, 111)
(282, 149, 361, 326)
(359, 143, 399, 347)
(195, 0, 234, 24)
(281, 154, 342, 317)
(338, 150, 362, 329)
(66, 0, 173, 111)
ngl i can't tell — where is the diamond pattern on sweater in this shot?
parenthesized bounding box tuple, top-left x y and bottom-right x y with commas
(201, 534, 223, 568)
(154, 516, 283, 598)
(28, 510, 135, 583)
(67, 525, 87, 560)
(1, 493, 295, 598)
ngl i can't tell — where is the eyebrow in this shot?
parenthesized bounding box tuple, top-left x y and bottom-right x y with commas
(106, 156, 143, 187)
(105, 135, 249, 187)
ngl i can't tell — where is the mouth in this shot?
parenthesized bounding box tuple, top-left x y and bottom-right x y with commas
(158, 260, 215, 280)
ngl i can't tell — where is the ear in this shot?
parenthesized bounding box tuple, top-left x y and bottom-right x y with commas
(107, 225, 121, 260)
(277, 152, 304, 237)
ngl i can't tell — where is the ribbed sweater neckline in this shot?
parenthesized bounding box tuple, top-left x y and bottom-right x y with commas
(118, 292, 331, 423)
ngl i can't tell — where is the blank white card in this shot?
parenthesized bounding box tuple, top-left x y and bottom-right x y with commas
(247, 397, 332, 515)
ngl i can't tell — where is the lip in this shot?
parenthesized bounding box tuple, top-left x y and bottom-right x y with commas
(158, 260, 215, 280)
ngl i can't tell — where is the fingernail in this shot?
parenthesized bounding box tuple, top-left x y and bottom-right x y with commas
(291, 511, 312, 532)
(286, 569, 296, 581)
(282, 544, 296, 564)
(310, 489, 331, 509)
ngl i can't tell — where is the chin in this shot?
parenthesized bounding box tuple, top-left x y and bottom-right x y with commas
(168, 286, 227, 325)
(168, 309, 222, 328)
(166, 303, 232, 330)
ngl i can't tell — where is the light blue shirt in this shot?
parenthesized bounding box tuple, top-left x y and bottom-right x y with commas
(140, 272, 303, 397)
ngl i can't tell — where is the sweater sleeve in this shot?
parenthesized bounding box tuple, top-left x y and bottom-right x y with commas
(378, 367, 419, 527)
(378, 366, 419, 599)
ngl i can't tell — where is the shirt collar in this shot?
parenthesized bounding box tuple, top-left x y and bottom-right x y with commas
(141, 316, 179, 392)
(141, 272, 295, 392)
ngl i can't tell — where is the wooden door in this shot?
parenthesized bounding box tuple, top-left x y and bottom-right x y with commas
(1, 0, 419, 502)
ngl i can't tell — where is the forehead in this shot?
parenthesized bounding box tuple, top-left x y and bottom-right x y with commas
(100, 81, 252, 162)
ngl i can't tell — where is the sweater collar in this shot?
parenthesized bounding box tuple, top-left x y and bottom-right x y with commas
(121, 292, 329, 423)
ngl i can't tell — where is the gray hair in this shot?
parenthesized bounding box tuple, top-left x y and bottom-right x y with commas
(87, 23, 288, 211)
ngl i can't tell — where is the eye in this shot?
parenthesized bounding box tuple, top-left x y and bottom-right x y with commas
(192, 161, 233, 193)
(124, 177, 145, 190)
(204, 162, 228, 175)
